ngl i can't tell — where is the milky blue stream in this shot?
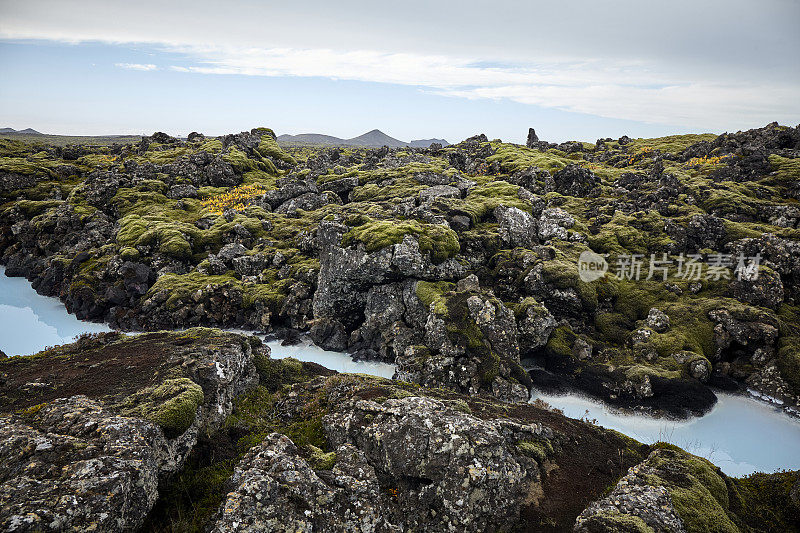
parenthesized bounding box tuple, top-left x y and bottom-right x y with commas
(2, 266, 799, 475)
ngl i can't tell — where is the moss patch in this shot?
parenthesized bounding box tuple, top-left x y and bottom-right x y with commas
(342, 218, 460, 263)
(116, 377, 204, 438)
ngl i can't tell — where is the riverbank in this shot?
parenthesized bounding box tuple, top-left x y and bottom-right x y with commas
(3, 268, 799, 478)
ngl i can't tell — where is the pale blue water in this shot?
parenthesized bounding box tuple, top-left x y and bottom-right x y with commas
(2, 267, 799, 475)
(0, 266, 111, 356)
(265, 338, 397, 379)
(531, 388, 800, 476)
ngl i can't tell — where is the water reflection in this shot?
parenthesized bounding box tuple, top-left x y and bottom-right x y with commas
(531, 387, 800, 476)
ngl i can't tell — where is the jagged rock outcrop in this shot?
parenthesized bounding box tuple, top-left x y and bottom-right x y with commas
(214, 395, 548, 532)
(323, 396, 546, 531)
(575, 445, 800, 533)
(211, 433, 394, 532)
(0, 329, 263, 531)
(0, 397, 170, 532)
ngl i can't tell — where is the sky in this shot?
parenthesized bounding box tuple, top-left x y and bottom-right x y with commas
(0, 0, 798, 143)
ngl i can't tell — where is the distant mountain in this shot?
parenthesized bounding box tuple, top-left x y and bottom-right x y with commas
(346, 129, 407, 148)
(277, 129, 449, 148)
(0, 127, 42, 135)
(409, 138, 450, 148)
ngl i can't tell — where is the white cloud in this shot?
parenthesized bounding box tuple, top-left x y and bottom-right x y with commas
(115, 62, 157, 71)
(162, 45, 799, 130)
(2, 0, 799, 130)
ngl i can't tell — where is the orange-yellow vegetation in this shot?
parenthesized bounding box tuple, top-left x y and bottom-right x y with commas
(625, 146, 654, 165)
(686, 155, 731, 167)
(201, 183, 268, 215)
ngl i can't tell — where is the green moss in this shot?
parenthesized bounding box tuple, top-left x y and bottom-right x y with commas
(624, 295, 775, 360)
(255, 357, 313, 391)
(146, 271, 236, 309)
(222, 146, 257, 173)
(138, 225, 193, 259)
(119, 246, 141, 261)
(581, 511, 655, 533)
(342, 218, 459, 263)
(643, 448, 740, 533)
(306, 444, 337, 470)
(486, 143, 575, 174)
(776, 304, 800, 390)
(457, 181, 531, 224)
(700, 183, 760, 218)
(143, 457, 236, 532)
(769, 154, 800, 183)
(0, 156, 57, 176)
(545, 326, 576, 359)
(197, 138, 223, 153)
(539, 248, 602, 311)
(221, 145, 280, 175)
(441, 291, 501, 384)
(116, 214, 149, 246)
(117, 378, 204, 438)
(587, 211, 675, 255)
(146, 271, 289, 312)
(241, 169, 279, 188)
(256, 133, 297, 166)
(595, 311, 634, 345)
(5, 199, 62, 217)
(228, 383, 329, 451)
(734, 470, 800, 532)
(349, 177, 425, 202)
(415, 280, 454, 315)
(117, 214, 194, 259)
(445, 398, 472, 414)
(517, 439, 553, 463)
(626, 133, 717, 155)
(18, 402, 47, 419)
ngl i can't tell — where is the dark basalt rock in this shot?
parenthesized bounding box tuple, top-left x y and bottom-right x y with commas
(537, 361, 718, 418)
(526, 127, 539, 148)
(552, 164, 600, 197)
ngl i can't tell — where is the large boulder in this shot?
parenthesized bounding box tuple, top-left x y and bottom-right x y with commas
(323, 396, 547, 532)
(552, 165, 599, 197)
(211, 433, 392, 532)
(396, 285, 530, 402)
(538, 208, 575, 241)
(0, 397, 170, 532)
(494, 205, 538, 248)
(313, 221, 464, 330)
(729, 266, 784, 309)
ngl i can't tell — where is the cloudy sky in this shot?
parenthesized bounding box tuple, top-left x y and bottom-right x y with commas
(0, 0, 798, 143)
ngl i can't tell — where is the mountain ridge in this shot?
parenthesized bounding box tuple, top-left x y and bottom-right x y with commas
(277, 129, 449, 148)
(0, 127, 42, 134)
